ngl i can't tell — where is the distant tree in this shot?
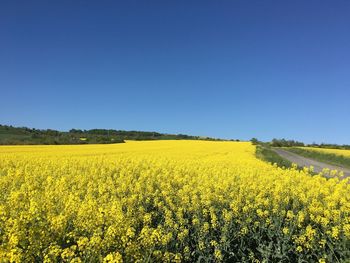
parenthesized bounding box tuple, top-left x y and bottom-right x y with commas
(270, 138, 304, 147)
(251, 138, 259, 145)
(69, 129, 83, 133)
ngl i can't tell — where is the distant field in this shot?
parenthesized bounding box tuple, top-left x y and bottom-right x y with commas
(287, 147, 350, 169)
(303, 147, 350, 157)
(1, 141, 349, 262)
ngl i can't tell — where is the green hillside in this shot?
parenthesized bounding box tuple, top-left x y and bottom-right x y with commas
(0, 124, 223, 145)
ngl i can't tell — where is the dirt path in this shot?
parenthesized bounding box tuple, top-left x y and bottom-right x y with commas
(273, 148, 350, 178)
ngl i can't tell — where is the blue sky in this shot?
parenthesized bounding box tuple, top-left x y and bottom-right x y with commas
(1, 1, 349, 144)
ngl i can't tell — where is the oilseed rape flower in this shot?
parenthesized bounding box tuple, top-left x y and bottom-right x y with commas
(0, 141, 349, 262)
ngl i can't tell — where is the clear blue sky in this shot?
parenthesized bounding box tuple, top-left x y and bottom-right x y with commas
(1, 1, 349, 144)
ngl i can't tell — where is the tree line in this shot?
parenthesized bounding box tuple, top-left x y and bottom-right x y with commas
(0, 124, 224, 145)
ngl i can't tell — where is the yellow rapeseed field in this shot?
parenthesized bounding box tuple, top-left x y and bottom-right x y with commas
(0, 141, 349, 262)
(300, 147, 350, 158)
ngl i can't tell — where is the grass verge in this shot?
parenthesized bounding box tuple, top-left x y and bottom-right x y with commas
(256, 145, 293, 168)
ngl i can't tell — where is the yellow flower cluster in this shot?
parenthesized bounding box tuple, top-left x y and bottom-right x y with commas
(0, 141, 349, 262)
